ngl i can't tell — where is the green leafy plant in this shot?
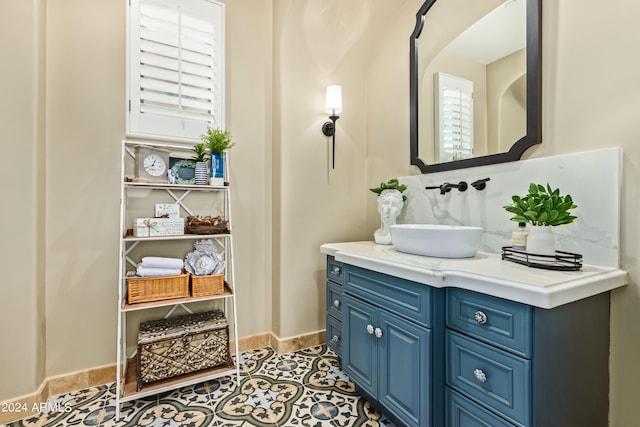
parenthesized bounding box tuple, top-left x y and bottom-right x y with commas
(369, 178, 408, 202)
(503, 183, 577, 226)
(192, 143, 208, 162)
(202, 127, 234, 155)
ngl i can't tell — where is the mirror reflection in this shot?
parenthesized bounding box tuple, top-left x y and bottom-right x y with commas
(410, 0, 541, 173)
(419, 0, 526, 163)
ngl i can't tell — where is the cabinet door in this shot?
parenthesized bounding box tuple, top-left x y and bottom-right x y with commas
(326, 281, 343, 320)
(378, 310, 431, 427)
(342, 294, 377, 397)
(326, 313, 342, 356)
(446, 388, 516, 427)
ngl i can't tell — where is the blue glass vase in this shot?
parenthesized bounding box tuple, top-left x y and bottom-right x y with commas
(210, 153, 224, 184)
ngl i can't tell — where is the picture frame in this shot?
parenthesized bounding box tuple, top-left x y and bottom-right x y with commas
(169, 157, 197, 185)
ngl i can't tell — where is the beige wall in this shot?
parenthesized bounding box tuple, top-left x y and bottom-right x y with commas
(486, 48, 526, 153)
(271, 0, 407, 338)
(0, 0, 46, 399)
(2, 0, 640, 425)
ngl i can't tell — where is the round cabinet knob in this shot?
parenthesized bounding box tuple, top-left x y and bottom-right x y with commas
(366, 324, 375, 335)
(332, 266, 341, 275)
(474, 311, 488, 325)
(374, 328, 383, 339)
(474, 369, 487, 383)
(333, 299, 340, 308)
(331, 335, 340, 344)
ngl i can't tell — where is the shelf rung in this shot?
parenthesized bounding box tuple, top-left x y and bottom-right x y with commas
(121, 284, 234, 312)
(121, 357, 238, 402)
(123, 233, 231, 242)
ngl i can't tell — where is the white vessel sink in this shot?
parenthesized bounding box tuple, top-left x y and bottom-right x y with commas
(390, 224, 483, 258)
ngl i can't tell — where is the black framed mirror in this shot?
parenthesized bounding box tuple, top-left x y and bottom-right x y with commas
(410, 0, 541, 173)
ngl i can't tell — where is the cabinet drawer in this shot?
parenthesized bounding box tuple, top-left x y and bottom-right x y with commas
(446, 288, 532, 357)
(327, 281, 343, 320)
(327, 256, 344, 285)
(446, 388, 516, 427)
(446, 330, 530, 427)
(326, 314, 342, 356)
(344, 265, 433, 327)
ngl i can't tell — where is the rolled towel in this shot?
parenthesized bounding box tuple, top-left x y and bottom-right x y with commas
(140, 256, 184, 269)
(136, 265, 183, 277)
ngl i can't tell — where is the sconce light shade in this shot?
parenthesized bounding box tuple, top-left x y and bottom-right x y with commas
(325, 85, 343, 114)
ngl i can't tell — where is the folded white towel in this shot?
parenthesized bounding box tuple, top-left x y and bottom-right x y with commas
(140, 257, 184, 269)
(136, 265, 183, 277)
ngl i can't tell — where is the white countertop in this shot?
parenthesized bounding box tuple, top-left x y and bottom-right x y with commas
(320, 241, 628, 309)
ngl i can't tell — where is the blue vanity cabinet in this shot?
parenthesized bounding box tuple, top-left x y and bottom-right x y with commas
(327, 256, 612, 427)
(341, 264, 444, 427)
(445, 288, 611, 427)
(325, 256, 344, 356)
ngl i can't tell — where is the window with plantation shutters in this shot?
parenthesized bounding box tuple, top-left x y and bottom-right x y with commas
(127, 0, 224, 142)
(434, 72, 474, 162)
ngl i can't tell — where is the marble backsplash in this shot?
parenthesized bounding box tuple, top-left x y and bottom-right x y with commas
(397, 148, 622, 268)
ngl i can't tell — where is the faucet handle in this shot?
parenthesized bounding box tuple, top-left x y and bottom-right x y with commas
(426, 182, 467, 195)
(471, 178, 490, 191)
(443, 181, 468, 194)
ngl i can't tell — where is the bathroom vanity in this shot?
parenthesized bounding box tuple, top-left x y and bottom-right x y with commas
(321, 241, 627, 427)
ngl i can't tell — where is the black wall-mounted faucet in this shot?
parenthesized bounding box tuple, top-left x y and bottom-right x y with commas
(425, 181, 468, 195)
(471, 177, 491, 191)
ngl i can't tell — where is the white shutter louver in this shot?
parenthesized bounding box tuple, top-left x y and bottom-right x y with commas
(127, 0, 224, 142)
(434, 72, 474, 162)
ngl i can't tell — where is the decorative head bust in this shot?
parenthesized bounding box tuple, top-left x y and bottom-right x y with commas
(374, 189, 404, 245)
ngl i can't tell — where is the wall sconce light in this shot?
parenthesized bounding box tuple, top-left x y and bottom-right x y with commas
(321, 85, 342, 169)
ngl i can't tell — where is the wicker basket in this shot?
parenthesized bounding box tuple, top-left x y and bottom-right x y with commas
(137, 310, 231, 390)
(185, 215, 230, 235)
(191, 273, 224, 297)
(127, 273, 190, 304)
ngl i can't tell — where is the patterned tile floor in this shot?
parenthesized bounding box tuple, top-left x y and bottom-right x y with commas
(4, 345, 397, 427)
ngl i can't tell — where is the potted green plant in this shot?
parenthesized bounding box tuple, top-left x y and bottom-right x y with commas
(369, 178, 408, 202)
(192, 143, 209, 185)
(369, 178, 408, 245)
(201, 127, 234, 185)
(503, 183, 577, 255)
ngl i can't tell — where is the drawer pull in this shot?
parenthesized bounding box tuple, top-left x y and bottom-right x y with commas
(332, 266, 341, 275)
(331, 335, 340, 344)
(333, 299, 340, 308)
(374, 327, 383, 339)
(473, 369, 487, 383)
(474, 311, 488, 324)
(367, 324, 375, 335)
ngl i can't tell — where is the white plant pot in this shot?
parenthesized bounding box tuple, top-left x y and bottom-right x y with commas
(195, 161, 208, 185)
(526, 225, 556, 256)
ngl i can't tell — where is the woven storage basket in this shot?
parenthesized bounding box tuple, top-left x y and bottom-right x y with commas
(127, 273, 190, 304)
(185, 215, 230, 235)
(137, 310, 231, 390)
(191, 273, 224, 297)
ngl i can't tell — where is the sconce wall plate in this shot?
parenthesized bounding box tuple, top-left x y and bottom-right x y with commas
(322, 117, 338, 137)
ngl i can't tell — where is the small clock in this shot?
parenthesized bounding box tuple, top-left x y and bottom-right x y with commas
(134, 146, 171, 183)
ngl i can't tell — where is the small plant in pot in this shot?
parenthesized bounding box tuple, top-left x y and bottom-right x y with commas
(192, 143, 209, 185)
(503, 183, 577, 255)
(201, 127, 234, 185)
